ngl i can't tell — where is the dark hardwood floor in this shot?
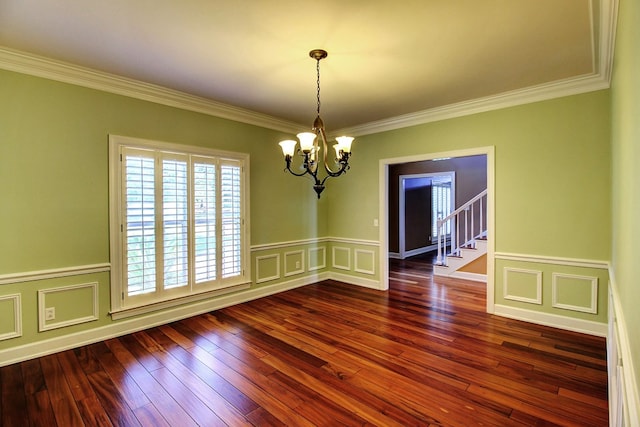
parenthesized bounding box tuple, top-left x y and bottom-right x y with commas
(0, 256, 608, 426)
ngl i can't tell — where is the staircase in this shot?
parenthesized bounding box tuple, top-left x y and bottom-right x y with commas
(433, 189, 487, 281)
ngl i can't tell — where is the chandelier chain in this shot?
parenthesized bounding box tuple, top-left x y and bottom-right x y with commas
(316, 58, 321, 116)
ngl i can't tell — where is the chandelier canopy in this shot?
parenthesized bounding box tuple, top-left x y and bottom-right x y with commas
(278, 49, 354, 199)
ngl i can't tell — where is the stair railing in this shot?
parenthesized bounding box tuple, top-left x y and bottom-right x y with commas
(436, 189, 487, 266)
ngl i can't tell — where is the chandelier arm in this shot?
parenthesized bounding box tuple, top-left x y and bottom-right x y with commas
(283, 152, 328, 193)
(283, 155, 312, 177)
(318, 128, 350, 177)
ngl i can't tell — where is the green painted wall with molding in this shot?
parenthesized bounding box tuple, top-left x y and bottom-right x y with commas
(0, 68, 329, 353)
(328, 91, 611, 260)
(327, 90, 611, 325)
(611, 0, 640, 407)
(0, 65, 613, 356)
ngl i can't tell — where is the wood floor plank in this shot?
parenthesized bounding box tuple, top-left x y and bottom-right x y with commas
(132, 403, 170, 427)
(22, 358, 58, 426)
(40, 354, 85, 427)
(56, 350, 100, 402)
(24, 390, 58, 427)
(186, 345, 314, 426)
(2, 363, 29, 427)
(75, 396, 114, 426)
(0, 253, 608, 426)
(86, 369, 141, 426)
(104, 337, 200, 427)
(91, 343, 150, 411)
(147, 327, 260, 416)
(131, 331, 253, 427)
(149, 367, 226, 426)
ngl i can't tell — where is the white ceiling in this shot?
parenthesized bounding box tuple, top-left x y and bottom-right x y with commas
(0, 0, 615, 134)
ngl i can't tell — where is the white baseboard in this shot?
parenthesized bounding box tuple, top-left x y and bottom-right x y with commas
(493, 304, 607, 337)
(390, 246, 438, 260)
(449, 271, 487, 282)
(0, 273, 328, 368)
(403, 245, 437, 258)
(329, 272, 384, 290)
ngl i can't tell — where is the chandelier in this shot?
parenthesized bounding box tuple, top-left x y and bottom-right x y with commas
(278, 49, 354, 199)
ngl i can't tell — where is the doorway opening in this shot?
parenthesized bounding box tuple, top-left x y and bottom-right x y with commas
(395, 172, 455, 260)
(378, 146, 495, 313)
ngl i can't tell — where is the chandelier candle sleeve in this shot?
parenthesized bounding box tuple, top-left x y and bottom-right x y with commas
(279, 140, 297, 157)
(297, 132, 317, 152)
(335, 136, 354, 154)
(277, 49, 355, 199)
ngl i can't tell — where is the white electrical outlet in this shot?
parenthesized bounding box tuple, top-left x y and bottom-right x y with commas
(295, 261, 301, 269)
(44, 307, 56, 321)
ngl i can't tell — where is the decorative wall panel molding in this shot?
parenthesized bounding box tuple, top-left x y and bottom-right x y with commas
(354, 249, 375, 275)
(38, 282, 98, 332)
(0, 294, 22, 341)
(503, 267, 542, 304)
(308, 247, 326, 271)
(332, 247, 351, 271)
(284, 250, 305, 277)
(255, 254, 280, 284)
(552, 273, 598, 314)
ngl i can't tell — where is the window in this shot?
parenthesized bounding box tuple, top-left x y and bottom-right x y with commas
(109, 135, 249, 315)
(431, 177, 452, 241)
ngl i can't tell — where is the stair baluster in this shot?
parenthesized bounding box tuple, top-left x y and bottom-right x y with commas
(436, 189, 487, 267)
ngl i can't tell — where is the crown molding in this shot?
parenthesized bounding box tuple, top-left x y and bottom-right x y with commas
(597, 0, 619, 84)
(333, 0, 618, 137)
(334, 73, 610, 137)
(0, 1, 617, 138)
(0, 46, 302, 134)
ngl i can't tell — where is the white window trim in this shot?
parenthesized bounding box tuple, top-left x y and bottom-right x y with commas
(108, 134, 251, 319)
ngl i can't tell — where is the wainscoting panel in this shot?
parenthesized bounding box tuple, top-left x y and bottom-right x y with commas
(608, 271, 640, 425)
(0, 294, 22, 341)
(552, 272, 598, 314)
(308, 246, 327, 271)
(354, 249, 375, 275)
(255, 254, 280, 284)
(332, 246, 351, 271)
(251, 238, 380, 288)
(495, 253, 609, 335)
(38, 282, 98, 332)
(284, 250, 305, 277)
(503, 267, 542, 304)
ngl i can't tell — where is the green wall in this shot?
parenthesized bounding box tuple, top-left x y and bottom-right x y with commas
(328, 90, 611, 325)
(0, 59, 614, 359)
(0, 68, 325, 272)
(0, 68, 328, 353)
(611, 0, 640, 406)
(329, 91, 611, 259)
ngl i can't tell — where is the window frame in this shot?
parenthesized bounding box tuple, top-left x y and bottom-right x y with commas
(108, 135, 250, 318)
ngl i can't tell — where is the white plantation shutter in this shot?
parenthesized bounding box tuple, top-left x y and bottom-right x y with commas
(124, 150, 156, 296)
(193, 159, 217, 283)
(113, 139, 247, 310)
(221, 162, 242, 278)
(162, 156, 189, 290)
(431, 178, 452, 240)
